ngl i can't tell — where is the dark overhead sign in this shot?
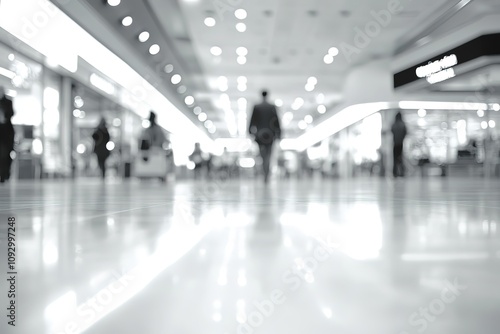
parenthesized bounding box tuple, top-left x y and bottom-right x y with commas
(394, 33, 500, 88)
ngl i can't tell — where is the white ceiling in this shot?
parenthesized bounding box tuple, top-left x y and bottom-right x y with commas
(67, 0, 500, 138)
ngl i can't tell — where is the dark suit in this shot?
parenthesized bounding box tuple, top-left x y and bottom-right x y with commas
(92, 126, 111, 179)
(249, 100, 281, 182)
(0, 96, 15, 182)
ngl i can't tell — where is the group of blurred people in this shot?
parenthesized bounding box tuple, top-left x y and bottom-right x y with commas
(0, 85, 414, 183)
(92, 111, 169, 180)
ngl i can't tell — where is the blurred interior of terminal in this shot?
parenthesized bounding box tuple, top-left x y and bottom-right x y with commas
(0, 0, 500, 333)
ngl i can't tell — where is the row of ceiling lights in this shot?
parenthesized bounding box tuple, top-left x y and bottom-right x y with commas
(324, 47, 339, 64)
(204, 9, 247, 32)
(106, 0, 216, 135)
(207, 9, 248, 65)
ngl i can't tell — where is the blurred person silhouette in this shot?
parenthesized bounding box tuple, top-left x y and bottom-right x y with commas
(249, 90, 281, 183)
(0, 86, 15, 183)
(189, 142, 204, 179)
(142, 111, 168, 149)
(92, 117, 111, 180)
(391, 112, 407, 178)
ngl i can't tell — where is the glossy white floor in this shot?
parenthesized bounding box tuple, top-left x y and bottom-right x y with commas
(1, 176, 500, 334)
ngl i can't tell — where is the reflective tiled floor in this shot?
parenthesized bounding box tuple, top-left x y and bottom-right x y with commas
(1, 177, 500, 334)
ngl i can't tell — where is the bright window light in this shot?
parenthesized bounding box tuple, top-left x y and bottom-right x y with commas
(121, 16, 133, 26)
(171, 74, 182, 85)
(235, 9, 247, 19)
(0, 67, 15, 79)
(32, 138, 43, 155)
(107, 0, 120, 6)
(236, 47, 248, 56)
(324, 54, 334, 64)
(138, 31, 150, 42)
(149, 44, 160, 55)
(210, 46, 222, 56)
(204, 17, 216, 27)
(236, 22, 246, 32)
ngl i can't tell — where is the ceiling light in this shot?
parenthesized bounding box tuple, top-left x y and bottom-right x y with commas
(193, 106, 202, 115)
(481, 121, 488, 129)
(237, 56, 247, 65)
(164, 64, 174, 73)
(305, 115, 313, 124)
(294, 97, 304, 106)
(238, 84, 247, 92)
(236, 23, 246, 32)
(489, 120, 496, 128)
(317, 105, 326, 114)
(307, 76, 317, 85)
(328, 47, 339, 56)
(8, 54, 15, 61)
(204, 17, 216, 27)
(198, 112, 208, 122)
(177, 85, 187, 94)
(324, 54, 334, 64)
(298, 120, 308, 130)
(204, 120, 213, 128)
(210, 46, 222, 56)
(275, 99, 283, 107)
(208, 127, 216, 134)
(305, 84, 315, 92)
(418, 109, 427, 117)
(316, 93, 325, 104)
(149, 44, 160, 55)
(107, 0, 120, 6)
(171, 74, 182, 85)
(138, 31, 150, 42)
(121, 16, 133, 26)
(185, 95, 195, 105)
(237, 76, 247, 84)
(235, 9, 247, 19)
(477, 109, 484, 117)
(236, 47, 248, 56)
(492, 103, 500, 111)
